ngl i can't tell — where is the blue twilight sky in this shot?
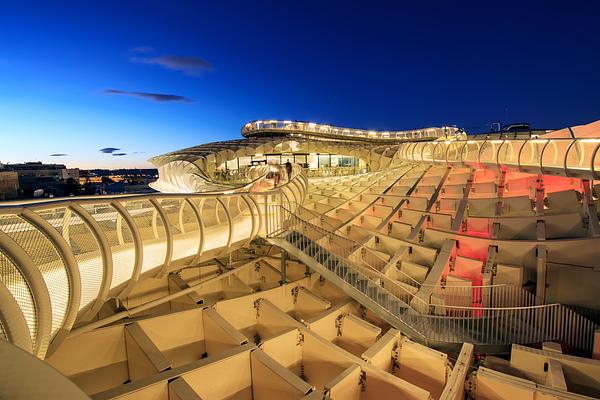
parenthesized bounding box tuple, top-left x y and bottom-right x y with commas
(1, 1, 600, 168)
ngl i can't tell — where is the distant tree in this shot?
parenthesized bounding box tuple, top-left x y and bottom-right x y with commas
(65, 178, 80, 195)
(82, 183, 97, 195)
(101, 176, 114, 184)
(129, 175, 145, 185)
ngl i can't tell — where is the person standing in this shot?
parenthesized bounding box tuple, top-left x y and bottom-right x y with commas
(269, 161, 280, 187)
(285, 160, 292, 181)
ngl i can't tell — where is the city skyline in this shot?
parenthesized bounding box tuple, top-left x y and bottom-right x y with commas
(1, 1, 600, 168)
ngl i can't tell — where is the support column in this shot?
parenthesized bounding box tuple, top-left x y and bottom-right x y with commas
(535, 175, 545, 216)
(216, 197, 234, 257)
(280, 250, 287, 285)
(582, 179, 600, 236)
(593, 330, 600, 360)
(495, 169, 506, 216)
(536, 244, 547, 303)
(150, 198, 173, 278)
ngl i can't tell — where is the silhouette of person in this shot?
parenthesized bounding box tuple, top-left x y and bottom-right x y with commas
(285, 160, 292, 181)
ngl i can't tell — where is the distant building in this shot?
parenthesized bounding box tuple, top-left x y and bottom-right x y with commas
(5, 161, 67, 197)
(0, 163, 158, 199)
(7, 161, 66, 178)
(60, 168, 80, 181)
(79, 176, 102, 185)
(0, 171, 19, 200)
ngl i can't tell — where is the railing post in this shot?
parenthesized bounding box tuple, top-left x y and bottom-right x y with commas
(280, 250, 287, 285)
(264, 193, 268, 235)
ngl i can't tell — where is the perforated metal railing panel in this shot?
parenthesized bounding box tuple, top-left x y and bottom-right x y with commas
(123, 200, 167, 274)
(0, 250, 37, 347)
(159, 198, 201, 260)
(0, 320, 6, 341)
(0, 215, 68, 338)
(81, 203, 135, 289)
(0, 167, 308, 357)
(37, 208, 103, 312)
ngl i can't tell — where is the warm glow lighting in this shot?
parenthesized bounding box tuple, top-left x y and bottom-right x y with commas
(577, 139, 600, 143)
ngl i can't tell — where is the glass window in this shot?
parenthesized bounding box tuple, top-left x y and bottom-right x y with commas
(307, 154, 318, 169)
(294, 154, 307, 165)
(267, 155, 280, 165)
(318, 154, 331, 167)
(330, 154, 340, 167)
(238, 156, 252, 168)
(251, 155, 266, 165)
(226, 159, 238, 170)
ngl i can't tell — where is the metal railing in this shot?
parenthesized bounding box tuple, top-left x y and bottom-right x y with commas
(292, 202, 425, 288)
(396, 137, 600, 179)
(294, 202, 543, 312)
(242, 119, 461, 142)
(266, 205, 600, 351)
(0, 166, 308, 358)
(211, 165, 270, 186)
(305, 166, 364, 178)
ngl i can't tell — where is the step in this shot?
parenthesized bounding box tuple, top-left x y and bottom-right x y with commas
(335, 264, 349, 279)
(296, 237, 313, 251)
(324, 258, 339, 272)
(315, 250, 330, 264)
(305, 243, 320, 257)
(355, 277, 370, 292)
(344, 270, 359, 285)
(286, 231, 302, 244)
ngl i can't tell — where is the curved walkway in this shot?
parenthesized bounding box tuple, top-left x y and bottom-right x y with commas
(0, 167, 307, 358)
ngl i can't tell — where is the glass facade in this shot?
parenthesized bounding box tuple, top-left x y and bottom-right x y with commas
(221, 153, 362, 171)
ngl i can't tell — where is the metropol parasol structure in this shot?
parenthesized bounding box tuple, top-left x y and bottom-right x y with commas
(1, 119, 600, 399)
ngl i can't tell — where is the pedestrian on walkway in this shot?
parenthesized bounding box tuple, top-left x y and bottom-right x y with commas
(285, 160, 292, 181)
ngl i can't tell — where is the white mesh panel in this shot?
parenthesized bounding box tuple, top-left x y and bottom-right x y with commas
(160, 199, 200, 260)
(0, 320, 6, 341)
(123, 200, 167, 273)
(0, 250, 36, 347)
(194, 198, 228, 249)
(231, 197, 253, 243)
(0, 215, 69, 338)
(81, 204, 135, 289)
(37, 208, 103, 311)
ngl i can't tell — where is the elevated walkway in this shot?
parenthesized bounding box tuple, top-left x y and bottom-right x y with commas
(0, 167, 308, 358)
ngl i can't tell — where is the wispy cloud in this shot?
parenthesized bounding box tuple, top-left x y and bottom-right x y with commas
(104, 89, 192, 103)
(49, 153, 68, 157)
(130, 55, 212, 75)
(113, 153, 127, 157)
(99, 147, 120, 154)
(130, 46, 154, 53)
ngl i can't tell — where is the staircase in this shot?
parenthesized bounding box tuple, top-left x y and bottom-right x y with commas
(268, 230, 427, 343)
(266, 206, 600, 353)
